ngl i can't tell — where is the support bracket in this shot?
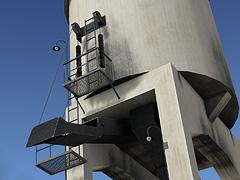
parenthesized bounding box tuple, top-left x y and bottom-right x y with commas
(208, 92, 232, 123)
(71, 11, 106, 43)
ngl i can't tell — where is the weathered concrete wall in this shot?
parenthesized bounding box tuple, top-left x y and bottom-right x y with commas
(67, 0, 233, 91)
(66, 0, 239, 128)
(65, 64, 240, 180)
(64, 0, 240, 179)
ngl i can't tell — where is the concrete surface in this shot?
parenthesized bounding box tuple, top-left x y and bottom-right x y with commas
(65, 64, 240, 180)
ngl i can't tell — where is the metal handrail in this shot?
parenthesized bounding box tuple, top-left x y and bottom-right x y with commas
(35, 144, 53, 163)
(63, 47, 112, 66)
(63, 47, 98, 65)
(36, 145, 52, 152)
(64, 48, 113, 83)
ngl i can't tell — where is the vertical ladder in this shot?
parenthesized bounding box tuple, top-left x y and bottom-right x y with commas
(84, 15, 99, 90)
(66, 16, 100, 152)
(65, 14, 100, 160)
(67, 93, 79, 124)
(67, 91, 80, 154)
(64, 12, 120, 99)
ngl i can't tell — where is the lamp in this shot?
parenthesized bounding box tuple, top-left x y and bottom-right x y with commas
(52, 45, 61, 52)
(52, 40, 68, 63)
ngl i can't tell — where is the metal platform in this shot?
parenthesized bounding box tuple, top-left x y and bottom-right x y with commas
(64, 66, 112, 98)
(27, 116, 134, 174)
(36, 150, 87, 175)
(64, 12, 116, 98)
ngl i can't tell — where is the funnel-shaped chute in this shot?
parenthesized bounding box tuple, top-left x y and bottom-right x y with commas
(27, 117, 134, 148)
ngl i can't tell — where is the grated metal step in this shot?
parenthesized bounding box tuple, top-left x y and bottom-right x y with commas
(64, 69, 111, 98)
(36, 150, 87, 175)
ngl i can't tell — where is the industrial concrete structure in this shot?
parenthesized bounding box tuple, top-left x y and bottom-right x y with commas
(27, 0, 240, 179)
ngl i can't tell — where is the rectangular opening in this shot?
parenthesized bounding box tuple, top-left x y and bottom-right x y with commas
(199, 167, 220, 180)
(93, 172, 112, 180)
(84, 118, 99, 127)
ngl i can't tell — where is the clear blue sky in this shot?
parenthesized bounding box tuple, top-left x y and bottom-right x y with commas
(0, 0, 238, 180)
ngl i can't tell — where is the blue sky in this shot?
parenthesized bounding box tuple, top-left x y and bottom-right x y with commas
(0, 0, 239, 180)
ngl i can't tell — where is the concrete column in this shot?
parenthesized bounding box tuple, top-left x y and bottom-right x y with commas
(154, 67, 199, 180)
(66, 144, 159, 180)
(193, 135, 240, 180)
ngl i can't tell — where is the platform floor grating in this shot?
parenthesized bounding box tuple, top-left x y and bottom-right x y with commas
(36, 150, 87, 175)
(64, 69, 112, 97)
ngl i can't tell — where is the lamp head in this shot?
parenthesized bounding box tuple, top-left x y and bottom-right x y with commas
(146, 136, 152, 142)
(52, 45, 61, 52)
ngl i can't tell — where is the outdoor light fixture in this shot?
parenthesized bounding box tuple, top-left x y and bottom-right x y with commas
(52, 45, 61, 52)
(52, 40, 68, 64)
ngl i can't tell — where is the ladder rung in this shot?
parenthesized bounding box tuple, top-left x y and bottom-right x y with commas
(87, 47, 97, 52)
(77, 57, 97, 68)
(72, 67, 79, 72)
(85, 27, 95, 33)
(69, 119, 78, 123)
(85, 17, 94, 22)
(88, 57, 97, 62)
(71, 67, 77, 71)
(69, 107, 78, 112)
(71, 65, 83, 72)
(85, 30, 96, 37)
(86, 36, 96, 42)
(71, 67, 78, 71)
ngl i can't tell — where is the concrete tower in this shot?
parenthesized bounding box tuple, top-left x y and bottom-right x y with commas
(63, 0, 240, 179)
(27, 0, 240, 180)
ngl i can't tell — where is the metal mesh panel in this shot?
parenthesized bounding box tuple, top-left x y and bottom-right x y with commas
(36, 150, 86, 175)
(88, 59, 98, 72)
(64, 66, 112, 97)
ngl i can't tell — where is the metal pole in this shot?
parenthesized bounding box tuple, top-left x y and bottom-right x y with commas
(54, 40, 68, 180)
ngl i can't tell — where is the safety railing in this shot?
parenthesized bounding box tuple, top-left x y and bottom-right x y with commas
(63, 47, 113, 98)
